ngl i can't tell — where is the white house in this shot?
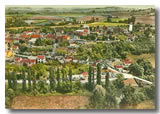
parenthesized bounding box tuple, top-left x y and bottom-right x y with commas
(37, 55, 46, 63)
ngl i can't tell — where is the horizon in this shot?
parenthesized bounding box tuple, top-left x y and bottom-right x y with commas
(5, 5, 155, 9)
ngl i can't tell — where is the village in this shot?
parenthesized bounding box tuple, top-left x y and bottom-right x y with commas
(5, 6, 155, 109)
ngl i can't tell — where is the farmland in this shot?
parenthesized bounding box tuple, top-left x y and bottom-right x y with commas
(11, 96, 89, 109)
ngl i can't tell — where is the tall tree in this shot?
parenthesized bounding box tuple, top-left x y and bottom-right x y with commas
(12, 72, 17, 91)
(97, 63, 101, 85)
(32, 72, 36, 90)
(62, 68, 65, 82)
(22, 71, 26, 91)
(57, 68, 60, 88)
(28, 68, 32, 91)
(88, 65, 92, 91)
(105, 72, 110, 89)
(69, 68, 72, 83)
(49, 68, 55, 91)
(92, 67, 95, 87)
(7, 72, 12, 89)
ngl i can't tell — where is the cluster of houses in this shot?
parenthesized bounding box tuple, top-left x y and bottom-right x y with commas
(5, 22, 137, 66)
(14, 55, 46, 66)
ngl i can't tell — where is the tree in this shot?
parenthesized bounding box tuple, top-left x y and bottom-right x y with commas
(97, 63, 101, 85)
(7, 72, 12, 89)
(12, 72, 17, 91)
(105, 72, 109, 89)
(92, 67, 95, 87)
(69, 68, 72, 83)
(31, 63, 47, 80)
(22, 71, 26, 91)
(105, 83, 118, 108)
(89, 85, 106, 109)
(56, 68, 60, 89)
(114, 74, 124, 89)
(62, 68, 65, 82)
(36, 80, 49, 94)
(49, 68, 55, 91)
(136, 59, 154, 75)
(35, 38, 43, 46)
(121, 85, 142, 105)
(28, 68, 32, 91)
(88, 65, 92, 91)
(32, 73, 36, 90)
(129, 63, 144, 76)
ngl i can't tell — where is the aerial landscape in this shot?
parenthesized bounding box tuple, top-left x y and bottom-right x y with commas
(5, 5, 155, 109)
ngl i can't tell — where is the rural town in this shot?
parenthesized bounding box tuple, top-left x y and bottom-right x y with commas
(5, 5, 155, 109)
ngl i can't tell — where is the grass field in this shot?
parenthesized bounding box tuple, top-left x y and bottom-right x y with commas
(127, 53, 155, 68)
(88, 22, 127, 27)
(111, 18, 128, 23)
(120, 100, 155, 109)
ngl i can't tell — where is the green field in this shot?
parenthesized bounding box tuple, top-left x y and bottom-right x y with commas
(88, 22, 128, 27)
(127, 53, 155, 68)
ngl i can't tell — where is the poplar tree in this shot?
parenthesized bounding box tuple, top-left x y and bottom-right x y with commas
(22, 71, 26, 91)
(88, 65, 92, 91)
(28, 69, 32, 91)
(105, 72, 109, 89)
(69, 68, 72, 83)
(97, 63, 101, 85)
(57, 68, 60, 88)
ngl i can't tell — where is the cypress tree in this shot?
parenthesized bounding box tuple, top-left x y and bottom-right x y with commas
(49, 68, 55, 91)
(105, 72, 110, 89)
(12, 72, 17, 91)
(97, 63, 101, 85)
(69, 68, 72, 83)
(62, 68, 65, 82)
(32, 73, 36, 90)
(88, 65, 92, 91)
(7, 72, 12, 89)
(28, 69, 32, 91)
(92, 67, 95, 88)
(22, 71, 26, 91)
(57, 68, 60, 88)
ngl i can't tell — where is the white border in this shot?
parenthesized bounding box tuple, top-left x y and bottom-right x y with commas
(1, 0, 160, 114)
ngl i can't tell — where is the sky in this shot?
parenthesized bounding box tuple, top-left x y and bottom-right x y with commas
(6, 5, 155, 9)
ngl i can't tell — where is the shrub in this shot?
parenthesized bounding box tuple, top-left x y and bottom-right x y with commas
(36, 80, 49, 94)
(6, 88, 15, 99)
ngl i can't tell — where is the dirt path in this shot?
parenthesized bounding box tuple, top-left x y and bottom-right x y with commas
(11, 95, 89, 109)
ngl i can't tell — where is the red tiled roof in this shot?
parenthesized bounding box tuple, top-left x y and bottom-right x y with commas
(21, 59, 36, 63)
(15, 57, 20, 61)
(30, 34, 41, 38)
(20, 34, 27, 38)
(84, 29, 88, 32)
(124, 60, 132, 64)
(37, 55, 45, 59)
(46, 34, 56, 38)
(116, 65, 123, 68)
(82, 72, 88, 76)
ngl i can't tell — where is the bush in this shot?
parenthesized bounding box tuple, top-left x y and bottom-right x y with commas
(6, 88, 15, 99)
(57, 81, 72, 93)
(5, 97, 11, 108)
(36, 80, 49, 94)
(89, 85, 106, 109)
(72, 80, 81, 92)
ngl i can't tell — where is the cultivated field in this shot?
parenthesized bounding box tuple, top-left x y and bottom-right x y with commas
(135, 16, 155, 25)
(11, 95, 89, 109)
